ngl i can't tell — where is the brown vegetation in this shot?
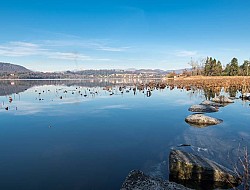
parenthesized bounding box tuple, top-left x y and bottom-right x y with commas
(163, 76, 250, 97)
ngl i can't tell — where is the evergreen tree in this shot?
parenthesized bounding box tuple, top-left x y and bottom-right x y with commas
(228, 58, 239, 76)
(216, 61, 223, 75)
(211, 58, 217, 75)
(204, 57, 210, 76)
(240, 60, 250, 76)
(223, 63, 229, 76)
(203, 57, 223, 76)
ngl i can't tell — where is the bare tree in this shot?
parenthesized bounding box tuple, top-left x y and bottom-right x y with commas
(228, 144, 250, 190)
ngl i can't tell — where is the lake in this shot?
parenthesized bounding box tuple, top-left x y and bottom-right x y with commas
(0, 79, 249, 190)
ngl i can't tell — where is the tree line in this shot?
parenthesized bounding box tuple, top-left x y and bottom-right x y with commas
(187, 57, 250, 76)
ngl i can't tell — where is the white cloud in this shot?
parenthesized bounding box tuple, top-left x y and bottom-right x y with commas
(9, 41, 39, 48)
(0, 41, 112, 62)
(39, 39, 130, 52)
(0, 41, 46, 57)
(175, 50, 198, 57)
(48, 52, 111, 61)
(48, 52, 91, 61)
(95, 46, 129, 52)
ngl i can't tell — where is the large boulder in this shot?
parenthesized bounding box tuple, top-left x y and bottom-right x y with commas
(185, 114, 222, 127)
(188, 104, 218, 113)
(121, 170, 192, 190)
(169, 150, 240, 189)
(199, 100, 224, 107)
(212, 95, 234, 103)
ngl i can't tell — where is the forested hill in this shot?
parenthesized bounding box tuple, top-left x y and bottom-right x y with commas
(0, 62, 31, 73)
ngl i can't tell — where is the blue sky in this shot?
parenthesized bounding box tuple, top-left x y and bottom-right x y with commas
(0, 0, 250, 71)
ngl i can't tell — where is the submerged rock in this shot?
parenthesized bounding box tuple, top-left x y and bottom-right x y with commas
(188, 104, 218, 113)
(121, 170, 192, 190)
(199, 100, 224, 107)
(212, 95, 234, 103)
(169, 150, 240, 188)
(185, 114, 222, 127)
(240, 93, 250, 100)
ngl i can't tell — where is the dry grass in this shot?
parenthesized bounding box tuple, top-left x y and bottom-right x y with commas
(161, 76, 250, 96)
(173, 76, 250, 81)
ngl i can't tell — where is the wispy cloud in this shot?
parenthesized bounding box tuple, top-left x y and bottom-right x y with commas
(48, 52, 111, 61)
(0, 41, 46, 57)
(41, 39, 130, 52)
(0, 41, 112, 62)
(95, 46, 129, 52)
(175, 50, 198, 57)
(48, 52, 91, 61)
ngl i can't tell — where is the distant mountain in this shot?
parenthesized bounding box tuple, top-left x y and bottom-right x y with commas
(132, 69, 166, 74)
(124, 68, 192, 74)
(166, 68, 192, 74)
(0, 62, 192, 79)
(0, 62, 31, 73)
(125, 68, 137, 72)
(126, 68, 192, 74)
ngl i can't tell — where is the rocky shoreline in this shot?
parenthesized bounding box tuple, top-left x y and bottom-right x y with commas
(185, 95, 235, 127)
(121, 150, 240, 190)
(121, 93, 241, 189)
(121, 170, 192, 190)
(169, 150, 240, 189)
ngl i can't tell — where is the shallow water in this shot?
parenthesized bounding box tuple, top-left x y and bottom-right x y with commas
(0, 80, 249, 190)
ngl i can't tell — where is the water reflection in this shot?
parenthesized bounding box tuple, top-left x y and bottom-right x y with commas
(2, 79, 250, 116)
(170, 177, 237, 190)
(1, 78, 250, 98)
(0, 79, 250, 190)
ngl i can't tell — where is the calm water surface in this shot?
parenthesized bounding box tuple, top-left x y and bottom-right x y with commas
(0, 80, 249, 190)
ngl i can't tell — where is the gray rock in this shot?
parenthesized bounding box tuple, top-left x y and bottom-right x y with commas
(169, 150, 240, 187)
(199, 100, 224, 107)
(229, 97, 239, 100)
(212, 95, 234, 103)
(240, 93, 250, 100)
(121, 170, 192, 190)
(188, 104, 218, 113)
(185, 114, 222, 127)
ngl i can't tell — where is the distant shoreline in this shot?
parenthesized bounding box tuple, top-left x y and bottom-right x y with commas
(1, 75, 250, 82)
(172, 75, 250, 80)
(0, 75, 250, 81)
(0, 77, 164, 81)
